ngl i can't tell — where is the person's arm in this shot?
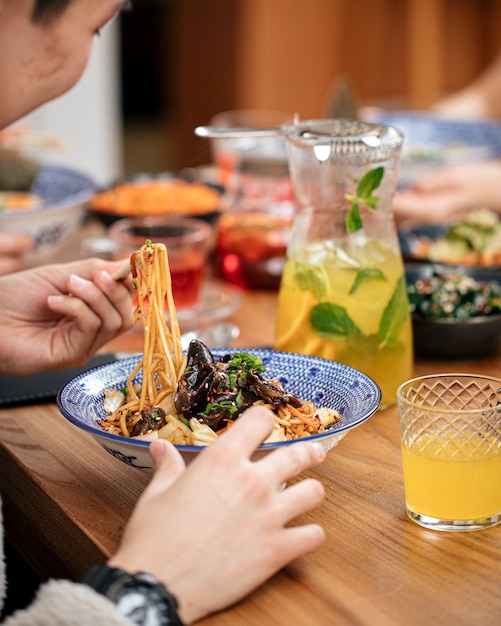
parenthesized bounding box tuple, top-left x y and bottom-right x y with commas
(432, 53, 501, 120)
(392, 53, 501, 225)
(392, 160, 501, 225)
(105, 406, 326, 624)
(0, 233, 33, 276)
(2, 580, 133, 626)
(3, 407, 325, 625)
(0, 500, 130, 625)
(0, 258, 133, 376)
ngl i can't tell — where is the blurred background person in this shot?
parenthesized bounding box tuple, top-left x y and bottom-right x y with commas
(0, 0, 122, 277)
(393, 52, 501, 225)
(431, 52, 501, 120)
(0, 3, 327, 624)
(0, 233, 34, 274)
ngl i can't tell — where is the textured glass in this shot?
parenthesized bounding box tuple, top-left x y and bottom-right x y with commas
(399, 375, 501, 457)
(397, 374, 501, 531)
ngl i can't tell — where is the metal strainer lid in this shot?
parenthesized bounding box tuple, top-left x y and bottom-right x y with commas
(282, 118, 403, 165)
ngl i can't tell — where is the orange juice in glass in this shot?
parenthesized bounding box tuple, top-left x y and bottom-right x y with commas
(397, 374, 501, 531)
(402, 435, 501, 521)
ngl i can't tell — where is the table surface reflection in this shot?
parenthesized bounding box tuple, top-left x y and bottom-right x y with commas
(0, 271, 500, 625)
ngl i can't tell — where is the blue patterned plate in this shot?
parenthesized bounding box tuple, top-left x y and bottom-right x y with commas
(31, 165, 95, 210)
(57, 350, 381, 471)
(0, 165, 96, 264)
(364, 110, 501, 189)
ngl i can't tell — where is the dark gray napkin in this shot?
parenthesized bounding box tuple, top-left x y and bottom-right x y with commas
(0, 353, 119, 406)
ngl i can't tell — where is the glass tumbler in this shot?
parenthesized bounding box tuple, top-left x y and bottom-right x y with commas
(397, 373, 501, 532)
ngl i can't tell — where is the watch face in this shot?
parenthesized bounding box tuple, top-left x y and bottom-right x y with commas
(81, 567, 182, 626)
(116, 585, 168, 626)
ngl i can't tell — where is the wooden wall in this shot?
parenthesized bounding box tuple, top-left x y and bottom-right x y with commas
(166, 0, 501, 169)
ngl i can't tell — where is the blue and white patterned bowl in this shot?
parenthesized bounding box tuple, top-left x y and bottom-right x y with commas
(363, 110, 501, 189)
(57, 350, 381, 471)
(0, 164, 95, 265)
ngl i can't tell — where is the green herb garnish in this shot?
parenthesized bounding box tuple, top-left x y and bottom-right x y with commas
(310, 302, 360, 340)
(202, 400, 239, 418)
(227, 352, 265, 379)
(345, 166, 384, 234)
(308, 276, 407, 347)
(293, 263, 328, 299)
(349, 268, 387, 294)
(378, 276, 408, 348)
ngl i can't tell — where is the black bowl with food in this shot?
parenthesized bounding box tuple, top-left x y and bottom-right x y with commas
(87, 172, 224, 227)
(399, 208, 501, 269)
(405, 263, 501, 358)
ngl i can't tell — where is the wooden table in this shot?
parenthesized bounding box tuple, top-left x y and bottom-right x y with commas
(0, 286, 500, 626)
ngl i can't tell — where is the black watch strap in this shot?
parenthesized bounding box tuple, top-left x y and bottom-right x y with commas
(81, 564, 184, 626)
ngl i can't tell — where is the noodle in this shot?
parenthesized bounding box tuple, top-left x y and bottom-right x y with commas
(103, 240, 187, 438)
(101, 240, 342, 444)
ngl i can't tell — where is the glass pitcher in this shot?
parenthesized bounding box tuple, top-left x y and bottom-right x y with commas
(274, 119, 413, 409)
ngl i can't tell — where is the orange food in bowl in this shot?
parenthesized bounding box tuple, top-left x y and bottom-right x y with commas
(89, 179, 221, 217)
(0, 192, 40, 210)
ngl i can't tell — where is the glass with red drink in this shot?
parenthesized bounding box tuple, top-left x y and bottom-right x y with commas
(108, 215, 211, 309)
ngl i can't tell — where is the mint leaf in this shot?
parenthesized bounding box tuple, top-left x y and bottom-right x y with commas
(294, 263, 327, 300)
(346, 204, 363, 234)
(356, 166, 384, 198)
(349, 268, 387, 294)
(378, 275, 408, 347)
(344, 166, 385, 233)
(310, 302, 360, 340)
(364, 195, 380, 211)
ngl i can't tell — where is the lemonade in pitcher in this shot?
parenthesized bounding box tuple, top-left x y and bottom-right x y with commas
(274, 119, 413, 408)
(275, 238, 412, 407)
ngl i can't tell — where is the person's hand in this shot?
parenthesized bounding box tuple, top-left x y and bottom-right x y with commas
(0, 257, 132, 375)
(0, 231, 34, 275)
(108, 406, 326, 624)
(393, 161, 501, 225)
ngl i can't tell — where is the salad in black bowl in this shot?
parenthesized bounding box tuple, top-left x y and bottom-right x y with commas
(405, 263, 501, 358)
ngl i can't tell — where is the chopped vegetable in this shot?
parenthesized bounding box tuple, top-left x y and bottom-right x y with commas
(407, 271, 501, 319)
(103, 388, 125, 414)
(413, 208, 501, 266)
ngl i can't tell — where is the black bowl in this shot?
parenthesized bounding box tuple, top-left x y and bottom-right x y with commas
(86, 172, 224, 227)
(399, 223, 501, 271)
(405, 263, 501, 359)
(399, 224, 447, 263)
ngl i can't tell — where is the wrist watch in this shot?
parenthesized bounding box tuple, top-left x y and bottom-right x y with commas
(81, 564, 185, 626)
